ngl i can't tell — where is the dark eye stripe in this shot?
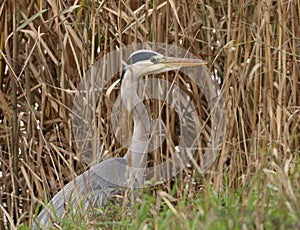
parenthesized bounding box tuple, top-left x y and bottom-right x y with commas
(126, 51, 160, 64)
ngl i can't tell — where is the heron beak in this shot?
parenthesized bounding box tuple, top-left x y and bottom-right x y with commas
(162, 56, 207, 68)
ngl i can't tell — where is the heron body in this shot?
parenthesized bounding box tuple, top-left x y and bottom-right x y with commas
(34, 50, 206, 228)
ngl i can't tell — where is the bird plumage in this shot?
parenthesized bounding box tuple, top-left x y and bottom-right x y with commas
(33, 49, 206, 229)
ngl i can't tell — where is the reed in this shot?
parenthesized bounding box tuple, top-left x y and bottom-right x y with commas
(0, 0, 299, 228)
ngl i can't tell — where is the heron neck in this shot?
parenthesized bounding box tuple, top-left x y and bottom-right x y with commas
(121, 77, 150, 171)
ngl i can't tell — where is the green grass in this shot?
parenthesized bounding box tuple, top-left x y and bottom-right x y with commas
(26, 161, 300, 230)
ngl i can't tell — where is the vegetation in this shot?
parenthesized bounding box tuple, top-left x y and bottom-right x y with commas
(0, 0, 299, 229)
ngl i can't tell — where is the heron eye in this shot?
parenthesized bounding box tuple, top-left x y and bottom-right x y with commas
(151, 56, 164, 64)
(150, 57, 158, 63)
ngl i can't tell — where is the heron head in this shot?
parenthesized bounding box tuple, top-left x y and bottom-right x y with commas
(121, 50, 207, 83)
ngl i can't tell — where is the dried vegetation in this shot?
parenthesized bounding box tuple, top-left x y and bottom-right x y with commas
(0, 0, 299, 229)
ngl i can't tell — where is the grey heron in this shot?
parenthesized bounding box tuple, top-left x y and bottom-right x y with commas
(33, 50, 206, 228)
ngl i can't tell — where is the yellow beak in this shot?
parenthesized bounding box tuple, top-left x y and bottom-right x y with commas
(162, 57, 207, 68)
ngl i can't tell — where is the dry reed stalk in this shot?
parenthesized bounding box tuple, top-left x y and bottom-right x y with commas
(0, 0, 299, 228)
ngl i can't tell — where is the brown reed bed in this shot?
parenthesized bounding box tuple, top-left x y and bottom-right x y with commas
(0, 0, 299, 229)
